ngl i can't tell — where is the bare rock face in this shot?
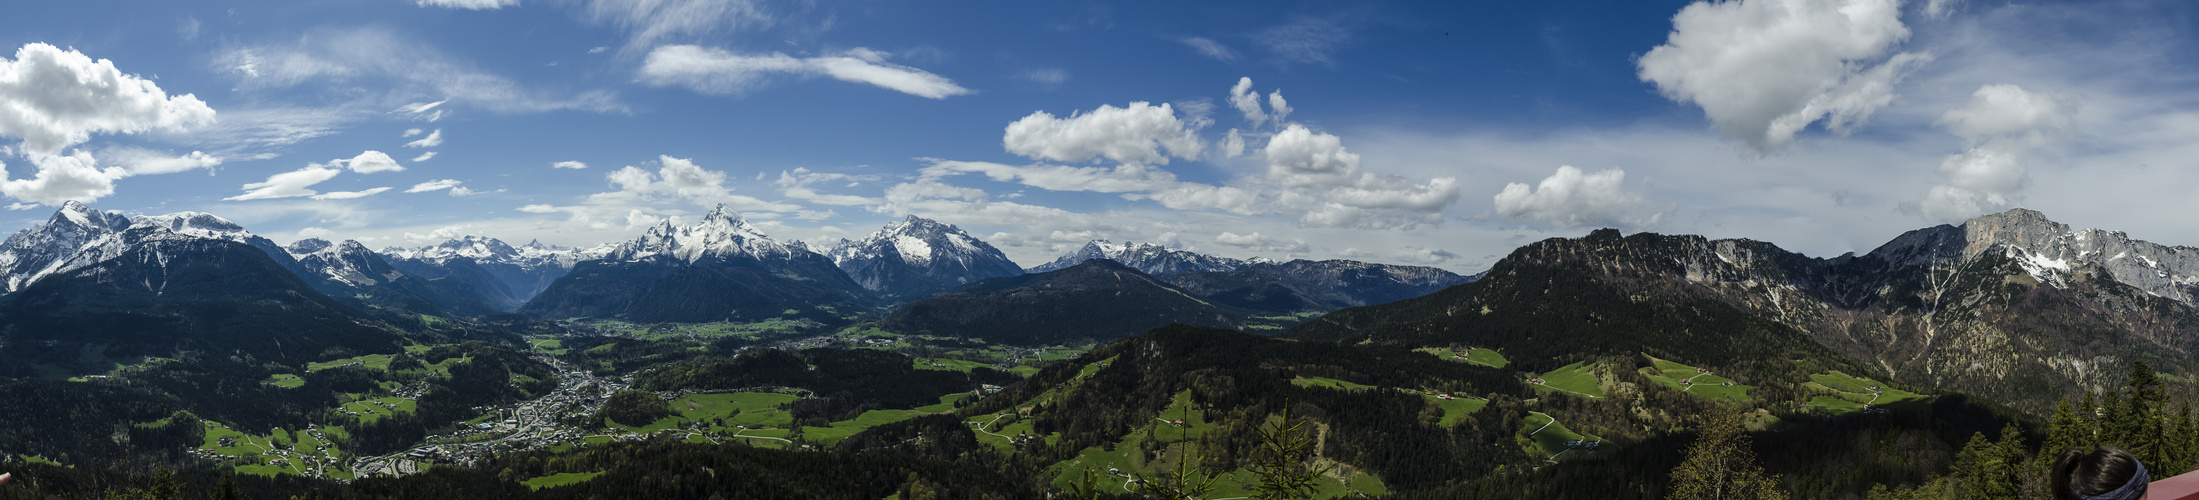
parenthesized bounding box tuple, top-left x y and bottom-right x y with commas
(825, 215, 1024, 301)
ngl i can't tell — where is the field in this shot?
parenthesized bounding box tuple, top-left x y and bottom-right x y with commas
(1430, 394, 1488, 427)
(1531, 362, 1605, 398)
(1640, 355, 1752, 403)
(1414, 347, 1511, 368)
(265, 374, 305, 388)
(1804, 371, 1928, 415)
(199, 421, 353, 480)
(913, 357, 996, 373)
(523, 471, 605, 490)
(1291, 376, 1376, 391)
(607, 391, 955, 448)
(308, 354, 391, 372)
(1521, 411, 1605, 460)
(337, 397, 418, 425)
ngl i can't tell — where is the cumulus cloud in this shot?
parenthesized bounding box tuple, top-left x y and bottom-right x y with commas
(1221, 129, 1247, 158)
(1922, 0, 1964, 19)
(1262, 125, 1360, 187)
(1493, 166, 1656, 229)
(411, 152, 437, 162)
(638, 45, 971, 99)
(415, 0, 518, 10)
(553, 161, 589, 169)
(0, 43, 218, 157)
(1637, 0, 1928, 152)
(0, 153, 128, 206)
(311, 187, 392, 200)
(404, 129, 444, 148)
(1229, 77, 1268, 127)
(1913, 84, 2073, 222)
(1002, 102, 1203, 165)
(342, 151, 405, 173)
(1393, 246, 1461, 265)
(1267, 90, 1293, 125)
(1178, 37, 1238, 62)
(406, 179, 464, 193)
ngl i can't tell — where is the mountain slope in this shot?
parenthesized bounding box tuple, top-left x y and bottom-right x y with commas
(1289, 209, 2199, 414)
(880, 259, 1259, 345)
(288, 239, 516, 316)
(1026, 240, 1251, 275)
(519, 205, 875, 323)
(826, 215, 1023, 301)
(0, 202, 311, 294)
(0, 236, 397, 363)
(1158, 259, 1476, 314)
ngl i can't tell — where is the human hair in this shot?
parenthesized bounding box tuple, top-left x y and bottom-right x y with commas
(2052, 446, 2147, 500)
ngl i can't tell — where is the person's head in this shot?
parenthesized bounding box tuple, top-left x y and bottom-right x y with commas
(2053, 446, 2148, 500)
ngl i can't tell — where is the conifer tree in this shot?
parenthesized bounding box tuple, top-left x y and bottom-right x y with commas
(1247, 402, 1333, 500)
(2174, 401, 2197, 475)
(2127, 362, 2167, 465)
(1669, 411, 1785, 500)
(1994, 423, 2028, 498)
(2080, 392, 2101, 444)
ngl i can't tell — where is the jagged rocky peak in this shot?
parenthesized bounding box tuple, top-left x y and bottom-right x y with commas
(606, 204, 810, 263)
(0, 202, 278, 293)
(1860, 207, 2199, 303)
(1030, 239, 1248, 275)
(827, 215, 1023, 298)
(832, 215, 995, 267)
(287, 238, 335, 256)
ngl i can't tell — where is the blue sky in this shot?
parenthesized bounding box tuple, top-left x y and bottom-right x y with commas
(2, 0, 2195, 272)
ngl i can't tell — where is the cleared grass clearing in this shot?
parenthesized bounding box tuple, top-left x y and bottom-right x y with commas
(1531, 362, 1604, 398)
(308, 354, 391, 372)
(1640, 355, 1752, 403)
(523, 471, 605, 490)
(1803, 371, 1927, 415)
(1040, 412, 1386, 498)
(914, 357, 994, 373)
(337, 397, 417, 425)
(1431, 395, 1488, 427)
(1521, 412, 1604, 459)
(266, 374, 305, 388)
(1291, 376, 1376, 392)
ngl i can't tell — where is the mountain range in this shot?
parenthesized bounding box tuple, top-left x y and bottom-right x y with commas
(517, 206, 877, 324)
(1290, 208, 2199, 413)
(1026, 239, 1262, 275)
(824, 215, 1024, 301)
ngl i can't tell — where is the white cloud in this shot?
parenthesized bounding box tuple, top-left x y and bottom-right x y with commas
(638, 45, 971, 99)
(227, 165, 343, 201)
(106, 148, 223, 175)
(402, 128, 424, 138)
(1221, 129, 1247, 158)
(586, 155, 797, 212)
(517, 204, 560, 213)
(1913, 84, 2072, 222)
(1637, 0, 1926, 152)
(773, 167, 882, 205)
(217, 28, 624, 114)
(1178, 37, 1238, 62)
(922, 160, 1178, 194)
(1393, 246, 1461, 265)
(341, 151, 405, 173)
(1002, 102, 1204, 165)
(415, 0, 518, 10)
(1256, 17, 1352, 66)
(404, 129, 444, 148)
(0, 152, 129, 206)
(1229, 77, 1267, 127)
(404, 224, 470, 242)
(394, 101, 448, 122)
(580, 0, 772, 52)
(296, 227, 332, 238)
(1014, 68, 1069, 88)
(1935, 83, 2072, 142)
(412, 152, 437, 162)
(1213, 231, 1308, 254)
(311, 187, 392, 200)
(1263, 125, 1360, 187)
(588, 47, 608, 54)
(1493, 166, 1656, 229)
(1267, 90, 1293, 125)
(1922, 0, 1963, 20)
(553, 160, 588, 169)
(407, 179, 464, 193)
(0, 43, 218, 157)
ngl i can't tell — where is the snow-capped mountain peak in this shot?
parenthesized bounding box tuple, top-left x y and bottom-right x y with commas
(1029, 239, 1248, 275)
(0, 203, 281, 293)
(605, 204, 809, 264)
(291, 239, 403, 287)
(827, 215, 1024, 299)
